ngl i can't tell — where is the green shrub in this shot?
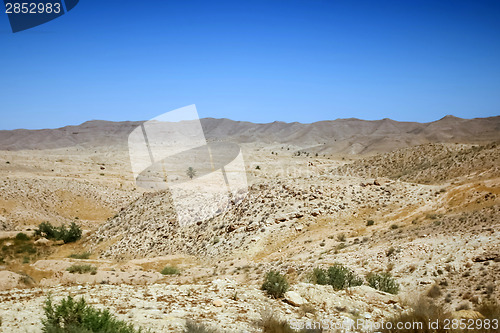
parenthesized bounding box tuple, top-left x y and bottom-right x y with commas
(262, 270, 289, 298)
(15, 232, 30, 241)
(311, 268, 328, 285)
(160, 265, 180, 275)
(366, 220, 375, 226)
(311, 264, 363, 290)
(66, 264, 97, 275)
(16, 243, 36, 254)
(68, 252, 91, 259)
(42, 295, 147, 332)
(34, 221, 82, 243)
(366, 272, 399, 294)
(35, 222, 58, 239)
(326, 264, 363, 289)
(312, 263, 363, 290)
(62, 222, 82, 243)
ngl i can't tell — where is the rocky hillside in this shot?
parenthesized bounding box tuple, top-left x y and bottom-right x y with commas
(334, 142, 500, 184)
(89, 175, 438, 259)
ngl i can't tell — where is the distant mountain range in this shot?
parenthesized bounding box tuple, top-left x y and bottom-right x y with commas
(0, 115, 499, 154)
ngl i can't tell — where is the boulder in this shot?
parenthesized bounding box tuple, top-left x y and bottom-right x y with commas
(212, 299, 226, 307)
(34, 237, 51, 246)
(451, 310, 484, 320)
(473, 252, 499, 262)
(350, 285, 398, 304)
(284, 291, 306, 306)
(0, 271, 24, 290)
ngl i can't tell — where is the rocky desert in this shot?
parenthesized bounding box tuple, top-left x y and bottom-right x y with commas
(0, 116, 499, 332)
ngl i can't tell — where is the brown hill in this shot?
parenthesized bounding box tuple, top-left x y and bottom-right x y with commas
(1, 115, 499, 154)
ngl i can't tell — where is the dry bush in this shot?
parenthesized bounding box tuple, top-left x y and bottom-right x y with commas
(426, 284, 442, 298)
(66, 264, 97, 275)
(476, 301, 500, 320)
(380, 297, 451, 333)
(260, 312, 322, 333)
(184, 320, 219, 333)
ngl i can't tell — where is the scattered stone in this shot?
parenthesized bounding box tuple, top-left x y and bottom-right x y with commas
(212, 299, 226, 307)
(284, 291, 306, 306)
(34, 237, 51, 246)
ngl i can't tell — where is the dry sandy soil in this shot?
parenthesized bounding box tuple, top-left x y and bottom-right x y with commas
(0, 117, 499, 332)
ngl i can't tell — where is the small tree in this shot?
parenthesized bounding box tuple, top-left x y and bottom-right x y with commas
(186, 167, 197, 180)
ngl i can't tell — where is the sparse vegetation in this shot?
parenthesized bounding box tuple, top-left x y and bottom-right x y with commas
(160, 265, 180, 275)
(380, 297, 449, 333)
(311, 268, 328, 285)
(366, 220, 375, 226)
(42, 295, 147, 332)
(383, 297, 500, 333)
(15, 232, 30, 241)
(312, 264, 363, 290)
(66, 264, 97, 275)
(34, 221, 82, 243)
(426, 284, 441, 298)
(260, 312, 322, 332)
(366, 272, 399, 294)
(184, 320, 218, 333)
(262, 270, 289, 298)
(68, 252, 91, 259)
(476, 301, 500, 320)
(186, 167, 197, 179)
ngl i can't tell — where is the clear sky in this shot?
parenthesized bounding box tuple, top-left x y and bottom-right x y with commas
(0, 0, 499, 130)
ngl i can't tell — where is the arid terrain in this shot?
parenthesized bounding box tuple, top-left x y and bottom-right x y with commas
(0, 115, 499, 332)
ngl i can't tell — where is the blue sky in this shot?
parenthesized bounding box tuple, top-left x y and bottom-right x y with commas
(0, 0, 499, 129)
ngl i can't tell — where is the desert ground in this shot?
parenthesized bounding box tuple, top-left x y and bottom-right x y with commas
(0, 116, 499, 332)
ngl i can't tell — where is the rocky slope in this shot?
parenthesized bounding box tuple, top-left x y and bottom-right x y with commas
(0, 280, 404, 333)
(334, 142, 500, 184)
(88, 176, 437, 259)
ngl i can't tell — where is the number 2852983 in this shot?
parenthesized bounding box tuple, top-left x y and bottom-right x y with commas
(5, 2, 62, 14)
